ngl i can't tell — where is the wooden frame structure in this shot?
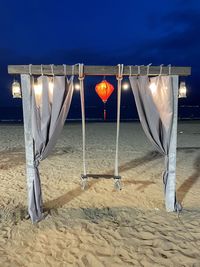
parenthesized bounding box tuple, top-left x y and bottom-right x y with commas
(8, 65, 191, 76)
(8, 64, 191, 222)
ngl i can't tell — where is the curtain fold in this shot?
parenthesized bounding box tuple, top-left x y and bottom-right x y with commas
(22, 75, 74, 222)
(129, 75, 180, 211)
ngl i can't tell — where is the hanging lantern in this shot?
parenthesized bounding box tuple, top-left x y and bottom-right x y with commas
(179, 81, 187, 98)
(12, 80, 21, 98)
(95, 80, 114, 120)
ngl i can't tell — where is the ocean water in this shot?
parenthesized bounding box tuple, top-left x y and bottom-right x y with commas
(0, 105, 200, 122)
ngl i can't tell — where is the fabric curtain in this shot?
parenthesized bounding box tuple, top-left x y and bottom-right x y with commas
(24, 75, 74, 222)
(129, 75, 180, 211)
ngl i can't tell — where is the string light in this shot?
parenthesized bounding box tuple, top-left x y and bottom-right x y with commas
(122, 82, 130, 90)
(74, 83, 80, 90)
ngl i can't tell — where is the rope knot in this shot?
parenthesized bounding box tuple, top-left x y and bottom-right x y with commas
(78, 76, 84, 81)
(78, 63, 85, 81)
(34, 155, 42, 168)
(117, 64, 124, 81)
(117, 76, 123, 81)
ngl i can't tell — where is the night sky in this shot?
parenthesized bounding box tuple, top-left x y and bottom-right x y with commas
(0, 0, 200, 120)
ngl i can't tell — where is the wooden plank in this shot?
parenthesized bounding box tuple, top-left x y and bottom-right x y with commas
(8, 65, 191, 76)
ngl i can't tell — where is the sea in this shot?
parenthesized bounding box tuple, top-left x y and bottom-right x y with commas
(0, 105, 200, 123)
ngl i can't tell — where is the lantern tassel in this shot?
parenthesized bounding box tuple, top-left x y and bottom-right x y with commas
(104, 102, 106, 121)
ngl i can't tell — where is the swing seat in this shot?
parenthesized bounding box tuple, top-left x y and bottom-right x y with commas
(80, 174, 122, 190)
(81, 173, 121, 180)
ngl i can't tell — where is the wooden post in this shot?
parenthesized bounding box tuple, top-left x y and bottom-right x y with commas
(21, 74, 43, 222)
(10, 65, 191, 215)
(165, 75, 179, 211)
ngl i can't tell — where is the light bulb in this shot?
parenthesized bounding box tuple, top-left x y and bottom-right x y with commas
(122, 82, 129, 90)
(74, 83, 80, 90)
(34, 83, 42, 96)
(34, 83, 42, 106)
(149, 83, 157, 94)
(49, 79, 54, 102)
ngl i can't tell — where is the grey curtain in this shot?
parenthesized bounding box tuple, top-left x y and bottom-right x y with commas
(129, 75, 180, 211)
(21, 75, 74, 222)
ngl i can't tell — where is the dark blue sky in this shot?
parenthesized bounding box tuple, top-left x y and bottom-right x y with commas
(0, 0, 200, 119)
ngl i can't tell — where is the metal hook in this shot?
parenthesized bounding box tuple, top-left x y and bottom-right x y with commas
(72, 65, 75, 76)
(147, 63, 152, 76)
(41, 64, 43, 76)
(78, 63, 84, 81)
(129, 66, 132, 77)
(63, 64, 66, 76)
(51, 64, 54, 76)
(159, 64, 164, 76)
(117, 64, 124, 79)
(138, 65, 140, 75)
(29, 64, 32, 76)
(168, 64, 171, 75)
(72, 63, 80, 76)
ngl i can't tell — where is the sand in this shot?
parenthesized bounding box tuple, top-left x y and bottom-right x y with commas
(0, 121, 200, 267)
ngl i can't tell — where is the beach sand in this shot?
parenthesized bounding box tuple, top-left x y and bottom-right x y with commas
(0, 121, 200, 267)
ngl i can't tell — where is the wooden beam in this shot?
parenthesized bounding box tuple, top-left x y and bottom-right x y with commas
(8, 65, 191, 76)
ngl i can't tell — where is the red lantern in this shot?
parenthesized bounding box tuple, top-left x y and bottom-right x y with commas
(95, 80, 114, 120)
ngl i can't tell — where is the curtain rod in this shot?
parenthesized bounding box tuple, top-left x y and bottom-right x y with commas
(8, 65, 191, 76)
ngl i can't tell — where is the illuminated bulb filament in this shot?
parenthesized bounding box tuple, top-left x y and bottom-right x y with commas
(149, 83, 157, 94)
(74, 83, 80, 90)
(122, 82, 129, 90)
(49, 80, 54, 102)
(34, 83, 42, 96)
(34, 83, 42, 106)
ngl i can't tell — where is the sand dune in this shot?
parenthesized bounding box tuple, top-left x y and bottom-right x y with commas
(0, 122, 200, 266)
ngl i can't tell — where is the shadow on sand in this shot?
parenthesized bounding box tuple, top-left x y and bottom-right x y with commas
(44, 151, 160, 210)
(177, 151, 200, 203)
(2, 146, 200, 212)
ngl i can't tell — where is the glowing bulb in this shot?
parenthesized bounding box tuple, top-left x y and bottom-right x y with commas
(74, 83, 80, 90)
(49, 79, 54, 102)
(179, 82, 187, 98)
(122, 82, 129, 90)
(34, 83, 42, 106)
(34, 83, 42, 96)
(149, 83, 157, 94)
(12, 81, 21, 98)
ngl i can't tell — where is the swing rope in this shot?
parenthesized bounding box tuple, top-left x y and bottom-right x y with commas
(79, 63, 87, 177)
(79, 63, 123, 183)
(114, 64, 124, 177)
